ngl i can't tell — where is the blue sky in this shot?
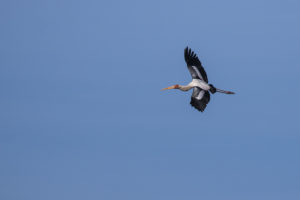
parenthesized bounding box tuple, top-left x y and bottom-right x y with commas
(1, 0, 300, 199)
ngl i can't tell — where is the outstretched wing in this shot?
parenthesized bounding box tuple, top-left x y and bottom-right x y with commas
(184, 47, 208, 83)
(190, 87, 210, 112)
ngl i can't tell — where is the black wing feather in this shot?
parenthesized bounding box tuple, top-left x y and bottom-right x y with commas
(184, 47, 208, 82)
(190, 87, 210, 112)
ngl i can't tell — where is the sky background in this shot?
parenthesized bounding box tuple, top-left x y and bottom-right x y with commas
(1, 0, 300, 199)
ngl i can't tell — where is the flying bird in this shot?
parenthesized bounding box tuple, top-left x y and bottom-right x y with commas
(162, 47, 235, 112)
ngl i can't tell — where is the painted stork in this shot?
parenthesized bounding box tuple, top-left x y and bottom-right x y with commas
(162, 47, 235, 112)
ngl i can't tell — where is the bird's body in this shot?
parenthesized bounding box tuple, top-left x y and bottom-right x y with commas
(162, 47, 234, 112)
(173, 79, 210, 91)
(189, 79, 211, 91)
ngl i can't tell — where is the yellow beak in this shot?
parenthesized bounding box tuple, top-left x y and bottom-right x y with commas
(161, 85, 176, 91)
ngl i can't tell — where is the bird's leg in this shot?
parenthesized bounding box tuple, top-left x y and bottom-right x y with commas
(216, 88, 235, 94)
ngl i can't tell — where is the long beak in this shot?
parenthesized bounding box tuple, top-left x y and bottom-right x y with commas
(161, 85, 176, 91)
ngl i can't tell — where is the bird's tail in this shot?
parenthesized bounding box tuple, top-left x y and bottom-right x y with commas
(209, 84, 217, 94)
(209, 84, 235, 94)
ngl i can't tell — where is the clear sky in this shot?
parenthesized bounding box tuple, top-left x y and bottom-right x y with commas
(1, 0, 300, 199)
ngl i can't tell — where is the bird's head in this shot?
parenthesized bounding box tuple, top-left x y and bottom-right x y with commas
(161, 84, 180, 90)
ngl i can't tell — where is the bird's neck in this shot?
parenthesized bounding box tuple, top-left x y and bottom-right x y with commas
(179, 84, 193, 91)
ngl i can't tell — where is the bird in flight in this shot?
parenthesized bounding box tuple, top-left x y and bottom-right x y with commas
(162, 47, 235, 112)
